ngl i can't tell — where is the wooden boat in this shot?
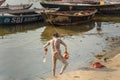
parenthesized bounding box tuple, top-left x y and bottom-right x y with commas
(0, 0, 5, 6)
(0, 8, 58, 24)
(41, 9, 97, 26)
(0, 3, 33, 11)
(0, 9, 49, 24)
(0, 10, 42, 25)
(40, 1, 120, 14)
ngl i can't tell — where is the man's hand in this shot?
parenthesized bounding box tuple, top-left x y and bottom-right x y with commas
(44, 48, 48, 52)
(64, 51, 69, 59)
(44, 48, 48, 55)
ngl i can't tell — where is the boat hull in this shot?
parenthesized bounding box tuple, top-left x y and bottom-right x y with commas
(41, 9, 97, 26)
(0, 14, 43, 24)
(40, 2, 120, 14)
(42, 14, 95, 26)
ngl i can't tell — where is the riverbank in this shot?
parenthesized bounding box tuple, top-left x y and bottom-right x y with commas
(47, 46, 120, 80)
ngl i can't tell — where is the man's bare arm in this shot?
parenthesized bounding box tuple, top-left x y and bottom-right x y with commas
(60, 39, 67, 52)
(43, 41, 50, 48)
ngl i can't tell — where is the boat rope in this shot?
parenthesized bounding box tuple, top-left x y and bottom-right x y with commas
(52, 26, 61, 35)
(43, 9, 69, 36)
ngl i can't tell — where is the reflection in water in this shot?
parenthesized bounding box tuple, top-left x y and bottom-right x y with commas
(0, 19, 119, 80)
(0, 22, 44, 38)
(41, 21, 95, 41)
(94, 15, 120, 22)
(0, 1, 119, 80)
(96, 21, 102, 33)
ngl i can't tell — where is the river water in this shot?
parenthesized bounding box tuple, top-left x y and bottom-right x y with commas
(0, 0, 120, 80)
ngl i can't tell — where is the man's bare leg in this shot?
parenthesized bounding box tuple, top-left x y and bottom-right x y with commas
(59, 61, 68, 75)
(52, 57, 57, 76)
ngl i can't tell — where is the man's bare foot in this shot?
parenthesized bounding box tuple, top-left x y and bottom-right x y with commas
(59, 72, 63, 75)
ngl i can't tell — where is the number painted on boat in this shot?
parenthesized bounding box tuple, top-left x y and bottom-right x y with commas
(4, 18, 11, 23)
(24, 17, 38, 22)
(11, 17, 23, 23)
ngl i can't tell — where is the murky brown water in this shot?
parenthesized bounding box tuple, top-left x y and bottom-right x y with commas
(0, 20, 120, 80)
(0, 0, 120, 80)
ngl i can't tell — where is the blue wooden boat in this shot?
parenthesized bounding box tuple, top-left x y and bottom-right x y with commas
(0, 9, 43, 24)
(40, 1, 120, 14)
(0, 14, 43, 25)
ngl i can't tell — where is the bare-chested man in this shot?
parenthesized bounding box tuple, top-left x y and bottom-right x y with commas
(43, 33, 69, 76)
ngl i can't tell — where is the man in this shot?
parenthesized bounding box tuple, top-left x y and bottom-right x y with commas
(43, 33, 69, 76)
